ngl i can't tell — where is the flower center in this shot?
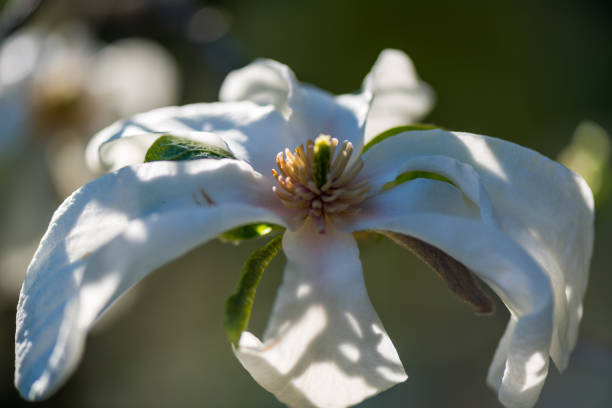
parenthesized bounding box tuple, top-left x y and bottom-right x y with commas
(272, 135, 370, 233)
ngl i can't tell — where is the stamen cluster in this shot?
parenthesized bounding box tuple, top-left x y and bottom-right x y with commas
(272, 135, 370, 232)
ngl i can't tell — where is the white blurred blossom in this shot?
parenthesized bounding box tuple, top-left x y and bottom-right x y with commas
(0, 22, 180, 299)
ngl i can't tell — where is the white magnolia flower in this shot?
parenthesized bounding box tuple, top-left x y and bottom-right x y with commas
(15, 50, 593, 408)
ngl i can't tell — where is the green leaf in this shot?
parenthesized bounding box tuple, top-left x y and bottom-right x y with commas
(144, 134, 235, 163)
(362, 124, 439, 153)
(383, 170, 455, 190)
(363, 124, 452, 190)
(219, 223, 282, 244)
(225, 235, 283, 345)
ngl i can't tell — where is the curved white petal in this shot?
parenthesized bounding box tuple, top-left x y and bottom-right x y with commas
(219, 58, 294, 117)
(351, 181, 555, 408)
(361, 129, 594, 371)
(362, 49, 435, 143)
(294, 85, 370, 156)
(15, 159, 287, 401)
(487, 317, 518, 391)
(234, 221, 406, 408)
(219, 58, 371, 153)
(85, 101, 288, 176)
(361, 153, 498, 226)
(343, 178, 482, 228)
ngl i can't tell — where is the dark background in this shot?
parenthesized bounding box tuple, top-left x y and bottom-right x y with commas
(1, 0, 611, 407)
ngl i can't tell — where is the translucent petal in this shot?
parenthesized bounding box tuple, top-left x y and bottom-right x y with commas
(219, 58, 370, 153)
(362, 49, 435, 143)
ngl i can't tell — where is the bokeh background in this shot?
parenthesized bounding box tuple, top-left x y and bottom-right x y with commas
(1, 0, 611, 407)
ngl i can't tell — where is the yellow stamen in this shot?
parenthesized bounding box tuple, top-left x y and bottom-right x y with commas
(272, 135, 370, 233)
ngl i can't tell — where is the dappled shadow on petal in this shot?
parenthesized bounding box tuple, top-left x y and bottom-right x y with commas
(234, 221, 406, 408)
(453, 131, 593, 370)
(360, 128, 593, 373)
(348, 142, 571, 407)
(15, 159, 285, 400)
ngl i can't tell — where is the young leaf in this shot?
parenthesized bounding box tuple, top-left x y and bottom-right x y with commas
(219, 223, 282, 244)
(383, 170, 455, 190)
(225, 235, 283, 345)
(362, 124, 439, 153)
(144, 134, 235, 163)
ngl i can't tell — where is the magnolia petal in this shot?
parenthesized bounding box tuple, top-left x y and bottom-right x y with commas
(487, 317, 518, 391)
(361, 153, 498, 226)
(362, 49, 435, 143)
(349, 179, 491, 314)
(219, 58, 371, 153)
(219, 58, 294, 118)
(15, 159, 287, 401)
(85, 101, 288, 176)
(294, 85, 370, 156)
(351, 184, 554, 408)
(339, 177, 481, 230)
(361, 129, 594, 370)
(234, 221, 406, 408)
